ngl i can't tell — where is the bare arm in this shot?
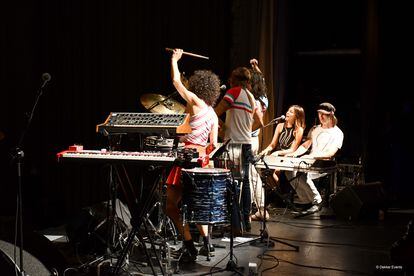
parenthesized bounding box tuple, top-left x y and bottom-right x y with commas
(214, 98, 230, 117)
(206, 114, 219, 154)
(252, 103, 264, 131)
(285, 138, 312, 157)
(273, 127, 304, 156)
(307, 145, 339, 160)
(260, 123, 283, 155)
(214, 99, 230, 139)
(171, 49, 203, 106)
(250, 58, 262, 73)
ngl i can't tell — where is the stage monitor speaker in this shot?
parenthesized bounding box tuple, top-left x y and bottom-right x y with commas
(66, 199, 131, 255)
(0, 228, 67, 276)
(0, 240, 54, 276)
(330, 182, 386, 221)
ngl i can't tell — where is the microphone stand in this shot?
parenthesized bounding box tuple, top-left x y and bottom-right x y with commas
(262, 116, 284, 129)
(234, 155, 299, 251)
(11, 76, 50, 275)
(200, 146, 243, 276)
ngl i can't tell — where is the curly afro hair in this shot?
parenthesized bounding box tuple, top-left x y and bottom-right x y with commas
(188, 70, 221, 106)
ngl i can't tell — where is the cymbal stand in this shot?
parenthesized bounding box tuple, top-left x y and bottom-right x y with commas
(234, 156, 299, 251)
(147, 91, 178, 112)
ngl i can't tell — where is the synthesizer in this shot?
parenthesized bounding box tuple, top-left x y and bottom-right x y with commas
(96, 112, 191, 136)
(255, 155, 336, 173)
(57, 148, 208, 167)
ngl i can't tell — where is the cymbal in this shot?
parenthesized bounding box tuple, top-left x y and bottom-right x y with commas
(140, 93, 185, 114)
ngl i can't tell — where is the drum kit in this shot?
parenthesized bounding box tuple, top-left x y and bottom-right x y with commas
(140, 92, 185, 114)
(137, 91, 244, 273)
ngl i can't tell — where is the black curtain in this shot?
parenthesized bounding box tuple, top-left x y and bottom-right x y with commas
(1, 0, 412, 230)
(0, 0, 232, 228)
(230, 0, 289, 149)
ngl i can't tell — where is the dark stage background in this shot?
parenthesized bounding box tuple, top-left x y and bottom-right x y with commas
(0, 0, 411, 230)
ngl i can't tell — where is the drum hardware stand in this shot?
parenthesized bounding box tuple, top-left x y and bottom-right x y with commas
(234, 156, 299, 251)
(144, 169, 178, 274)
(215, 142, 244, 233)
(11, 73, 50, 276)
(198, 174, 244, 276)
(198, 145, 244, 275)
(145, 168, 177, 242)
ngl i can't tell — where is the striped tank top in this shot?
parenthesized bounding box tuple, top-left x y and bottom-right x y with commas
(181, 105, 217, 147)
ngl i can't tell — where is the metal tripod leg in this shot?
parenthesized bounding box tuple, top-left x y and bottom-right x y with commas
(146, 201, 178, 243)
(234, 163, 300, 251)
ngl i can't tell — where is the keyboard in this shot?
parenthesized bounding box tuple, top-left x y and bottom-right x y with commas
(255, 155, 337, 173)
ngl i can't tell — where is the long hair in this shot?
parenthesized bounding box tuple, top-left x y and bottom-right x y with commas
(318, 102, 338, 126)
(290, 105, 306, 134)
(331, 114, 338, 126)
(249, 70, 267, 99)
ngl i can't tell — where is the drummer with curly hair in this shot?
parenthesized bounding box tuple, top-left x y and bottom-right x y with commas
(165, 49, 221, 262)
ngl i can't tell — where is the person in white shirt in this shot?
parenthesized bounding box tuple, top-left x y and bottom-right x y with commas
(215, 66, 262, 232)
(285, 102, 344, 214)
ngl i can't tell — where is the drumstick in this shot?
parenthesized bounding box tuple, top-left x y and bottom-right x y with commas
(165, 48, 209, 60)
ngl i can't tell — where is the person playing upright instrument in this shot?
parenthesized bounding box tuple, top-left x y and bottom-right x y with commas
(260, 105, 305, 186)
(215, 66, 262, 232)
(248, 58, 269, 221)
(165, 49, 221, 262)
(285, 102, 344, 214)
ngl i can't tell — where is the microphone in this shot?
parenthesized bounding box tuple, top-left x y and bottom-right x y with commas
(41, 73, 51, 88)
(272, 115, 285, 123)
(220, 84, 227, 91)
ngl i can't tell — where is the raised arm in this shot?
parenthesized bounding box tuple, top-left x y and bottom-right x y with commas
(252, 102, 264, 131)
(250, 58, 262, 73)
(171, 49, 202, 106)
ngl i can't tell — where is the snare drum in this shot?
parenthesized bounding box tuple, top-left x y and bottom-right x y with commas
(181, 168, 230, 225)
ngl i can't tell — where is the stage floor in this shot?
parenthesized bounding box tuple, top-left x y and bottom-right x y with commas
(36, 206, 413, 276)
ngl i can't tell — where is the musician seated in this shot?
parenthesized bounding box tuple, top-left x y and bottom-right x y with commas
(285, 102, 344, 214)
(260, 105, 305, 188)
